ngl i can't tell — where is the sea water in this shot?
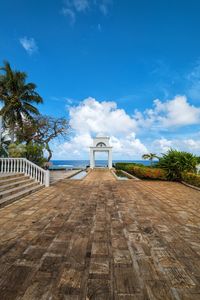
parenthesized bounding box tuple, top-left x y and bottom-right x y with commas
(50, 160, 153, 169)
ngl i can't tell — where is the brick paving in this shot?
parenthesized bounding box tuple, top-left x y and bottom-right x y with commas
(0, 169, 200, 299)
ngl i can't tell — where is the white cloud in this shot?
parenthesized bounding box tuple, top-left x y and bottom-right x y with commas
(53, 97, 147, 159)
(69, 97, 137, 136)
(153, 137, 200, 155)
(52, 95, 200, 160)
(61, 8, 76, 25)
(96, 0, 112, 15)
(19, 37, 38, 55)
(187, 60, 200, 100)
(62, 0, 112, 24)
(73, 0, 89, 11)
(135, 95, 200, 129)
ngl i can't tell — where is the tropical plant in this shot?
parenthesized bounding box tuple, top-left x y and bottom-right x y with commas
(157, 149, 199, 180)
(8, 143, 26, 158)
(142, 153, 158, 166)
(182, 172, 200, 188)
(115, 163, 167, 180)
(26, 142, 47, 166)
(0, 61, 43, 142)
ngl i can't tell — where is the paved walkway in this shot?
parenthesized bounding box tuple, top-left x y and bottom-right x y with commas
(50, 170, 81, 184)
(0, 170, 200, 299)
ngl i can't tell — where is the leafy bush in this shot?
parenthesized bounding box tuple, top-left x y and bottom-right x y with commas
(115, 163, 167, 180)
(157, 149, 199, 180)
(182, 172, 200, 188)
(7, 142, 46, 167)
(115, 162, 144, 170)
(8, 143, 26, 158)
(25, 142, 47, 167)
(127, 166, 167, 180)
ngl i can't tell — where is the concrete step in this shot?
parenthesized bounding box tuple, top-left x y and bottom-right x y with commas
(0, 184, 44, 208)
(0, 175, 30, 187)
(0, 173, 24, 181)
(0, 181, 39, 200)
(0, 178, 34, 192)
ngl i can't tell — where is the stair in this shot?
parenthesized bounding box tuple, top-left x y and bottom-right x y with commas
(0, 173, 44, 208)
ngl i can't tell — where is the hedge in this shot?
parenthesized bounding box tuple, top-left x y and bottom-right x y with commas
(115, 163, 167, 180)
(182, 172, 200, 188)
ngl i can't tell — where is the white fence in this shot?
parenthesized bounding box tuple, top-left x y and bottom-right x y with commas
(0, 158, 49, 187)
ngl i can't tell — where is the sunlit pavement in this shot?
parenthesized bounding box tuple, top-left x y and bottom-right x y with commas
(0, 169, 200, 299)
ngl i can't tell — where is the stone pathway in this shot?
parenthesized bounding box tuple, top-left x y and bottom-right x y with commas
(0, 169, 200, 299)
(50, 170, 81, 184)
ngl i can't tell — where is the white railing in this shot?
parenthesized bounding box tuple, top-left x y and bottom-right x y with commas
(0, 158, 50, 187)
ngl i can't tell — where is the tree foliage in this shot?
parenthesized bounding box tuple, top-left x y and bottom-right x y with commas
(157, 149, 199, 180)
(16, 115, 70, 161)
(0, 61, 43, 141)
(142, 153, 158, 165)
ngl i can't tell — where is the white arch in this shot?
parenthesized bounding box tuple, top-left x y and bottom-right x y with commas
(89, 137, 113, 169)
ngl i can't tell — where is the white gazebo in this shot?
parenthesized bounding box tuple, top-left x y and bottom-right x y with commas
(90, 137, 113, 169)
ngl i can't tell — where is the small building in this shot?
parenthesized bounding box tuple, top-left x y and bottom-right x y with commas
(90, 137, 113, 169)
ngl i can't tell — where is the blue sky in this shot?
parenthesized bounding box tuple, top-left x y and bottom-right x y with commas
(1, 0, 200, 159)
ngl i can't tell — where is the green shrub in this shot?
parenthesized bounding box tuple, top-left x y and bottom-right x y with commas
(25, 142, 47, 167)
(115, 162, 144, 171)
(182, 172, 200, 188)
(127, 166, 167, 180)
(157, 149, 199, 180)
(115, 163, 167, 180)
(8, 143, 26, 158)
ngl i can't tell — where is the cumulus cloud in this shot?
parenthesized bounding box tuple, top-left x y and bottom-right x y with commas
(19, 37, 38, 55)
(53, 97, 147, 159)
(153, 137, 200, 155)
(69, 97, 137, 135)
(135, 95, 200, 129)
(52, 95, 200, 159)
(62, 0, 112, 24)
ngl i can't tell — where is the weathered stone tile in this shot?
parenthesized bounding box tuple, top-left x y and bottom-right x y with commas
(113, 249, 132, 265)
(23, 245, 46, 261)
(114, 266, 140, 295)
(91, 242, 109, 257)
(69, 237, 88, 265)
(1, 170, 200, 299)
(48, 241, 69, 256)
(145, 280, 175, 300)
(112, 237, 128, 250)
(87, 279, 111, 299)
(163, 266, 196, 288)
(89, 257, 109, 278)
(39, 255, 63, 277)
(93, 231, 108, 242)
(0, 265, 33, 299)
(58, 268, 82, 295)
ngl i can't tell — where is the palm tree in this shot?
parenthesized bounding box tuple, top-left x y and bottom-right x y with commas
(0, 61, 43, 142)
(142, 153, 158, 166)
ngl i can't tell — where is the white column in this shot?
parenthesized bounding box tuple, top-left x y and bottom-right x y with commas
(90, 149, 94, 169)
(108, 150, 112, 169)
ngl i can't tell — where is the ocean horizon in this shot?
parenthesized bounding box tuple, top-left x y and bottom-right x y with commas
(51, 160, 154, 168)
